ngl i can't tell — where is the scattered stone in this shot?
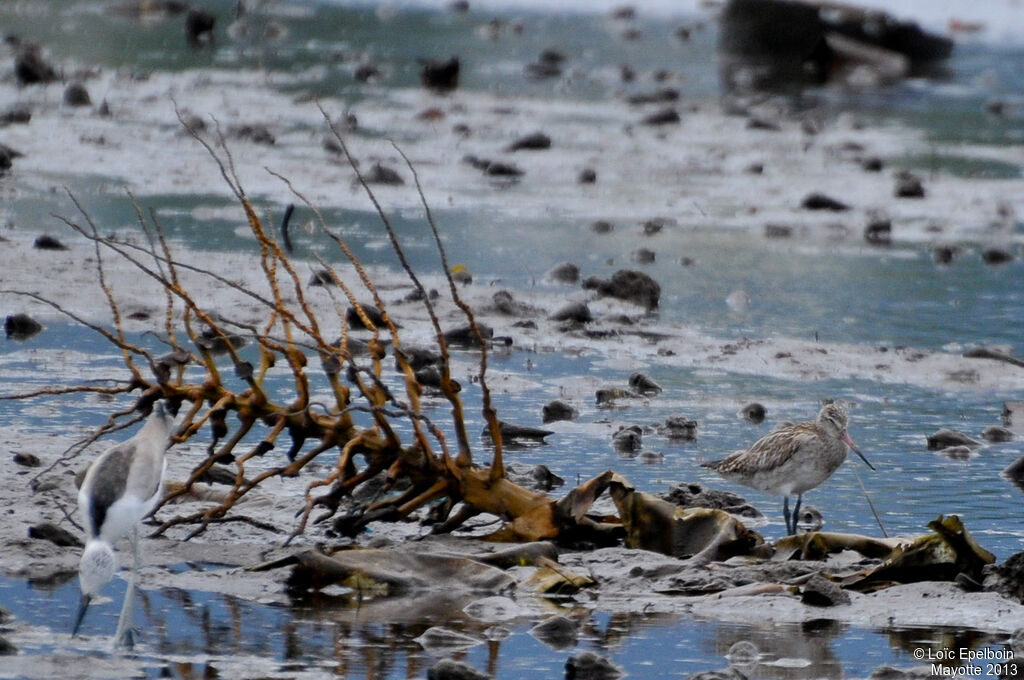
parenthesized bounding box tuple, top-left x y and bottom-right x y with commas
(596, 387, 635, 405)
(630, 247, 655, 264)
(764, 223, 793, 238)
(612, 426, 643, 453)
(932, 244, 959, 265)
(490, 290, 536, 316)
(551, 301, 592, 324)
(565, 650, 624, 680)
(925, 428, 983, 450)
(638, 450, 665, 464)
(584, 269, 661, 309)
(800, 573, 851, 606)
(801, 192, 850, 211)
(662, 482, 762, 518)
(525, 49, 565, 79)
(14, 45, 58, 85)
(642, 217, 674, 235)
(628, 372, 662, 395)
(346, 304, 386, 329)
(28, 522, 83, 548)
(739, 402, 767, 424)
(0, 636, 16, 656)
(13, 452, 41, 467)
(0, 143, 20, 173)
(33, 234, 68, 250)
(591, 220, 614, 234)
(542, 400, 577, 423)
(0, 104, 31, 126)
(864, 217, 892, 245)
(420, 56, 460, 92)
(938, 445, 976, 460)
(530, 615, 578, 650)
(982, 426, 1014, 443)
(63, 81, 91, 107)
(641, 107, 680, 125)
(578, 167, 597, 184)
(656, 416, 697, 441)
(354, 63, 382, 83)
(862, 156, 885, 172)
(983, 552, 1024, 604)
(308, 269, 336, 286)
(366, 162, 404, 185)
(444, 322, 493, 347)
(982, 246, 1015, 265)
(530, 464, 565, 491)
(747, 116, 781, 131)
(505, 131, 551, 152)
(486, 420, 554, 443)
(547, 262, 580, 284)
(230, 124, 275, 145)
(428, 659, 492, 680)
(5, 313, 43, 340)
(626, 87, 679, 105)
(415, 626, 482, 652)
(186, 8, 216, 45)
(415, 365, 460, 392)
(894, 171, 925, 198)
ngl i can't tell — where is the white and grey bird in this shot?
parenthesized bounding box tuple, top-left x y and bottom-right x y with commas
(73, 401, 175, 647)
(701, 403, 874, 536)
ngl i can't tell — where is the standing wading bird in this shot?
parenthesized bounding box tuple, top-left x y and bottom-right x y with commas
(73, 401, 176, 647)
(701, 402, 874, 535)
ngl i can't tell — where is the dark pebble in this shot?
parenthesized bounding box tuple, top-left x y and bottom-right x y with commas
(63, 82, 91, 107)
(565, 650, 624, 679)
(550, 301, 592, 323)
(530, 464, 565, 491)
(28, 522, 83, 548)
(5, 313, 43, 340)
(628, 371, 662, 395)
(641, 108, 680, 125)
(530, 615, 577, 650)
(801, 193, 850, 211)
(505, 131, 551, 152)
(626, 88, 679, 105)
(366, 162, 404, 185)
(542, 400, 578, 423)
(578, 167, 597, 184)
(630, 247, 655, 264)
(932, 244, 959, 265)
(982, 246, 1014, 265)
(982, 426, 1014, 443)
(14, 46, 58, 85)
(864, 218, 892, 245)
(800, 574, 851, 607)
(894, 171, 925, 198)
(0, 104, 31, 126)
(186, 8, 216, 45)
(13, 452, 41, 467)
(862, 156, 884, 172)
(612, 426, 643, 453)
(33, 234, 68, 250)
(591, 220, 614, 234)
(739, 402, 767, 424)
(346, 304, 387, 330)
(764, 223, 793, 238)
(420, 56, 460, 92)
(547, 262, 580, 283)
(428, 658, 491, 680)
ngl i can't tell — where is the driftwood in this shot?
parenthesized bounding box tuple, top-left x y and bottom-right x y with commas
(1, 106, 651, 548)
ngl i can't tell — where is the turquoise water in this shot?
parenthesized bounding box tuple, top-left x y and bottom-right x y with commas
(3, 1, 1024, 677)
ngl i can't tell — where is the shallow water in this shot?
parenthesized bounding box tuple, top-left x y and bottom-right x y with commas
(3, 0, 1024, 677)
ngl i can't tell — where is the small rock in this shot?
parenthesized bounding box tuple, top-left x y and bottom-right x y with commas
(28, 522, 83, 548)
(982, 426, 1014, 443)
(565, 650, 624, 680)
(864, 218, 892, 245)
(641, 107, 680, 125)
(420, 56, 460, 92)
(530, 615, 577, 650)
(524, 49, 565, 79)
(428, 659, 492, 680)
(938, 445, 976, 460)
(638, 450, 665, 464)
(366, 162, 403, 185)
(801, 192, 850, 211)
(662, 482, 762, 518)
(584, 269, 660, 309)
(542, 400, 578, 423)
(491, 290, 534, 316)
(416, 365, 460, 392)
(33, 234, 68, 250)
(1004, 401, 1024, 427)
(925, 428, 983, 450)
(656, 416, 697, 441)
(628, 372, 662, 395)
(13, 452, 41, 467)
(444, 322, 493, 347)
(894, 171, 925, 198)
(630, 247, 656, 264)
(14, 45, 58, 85)
(596, 387, 634, 405)
(395, 345, 441, 371)
(505, 132, 551, 152)
(578, 168, 597, 184)
(982, 246, 1015, 265)
(739, 402, 767, 424)
(861, 156, 884, 172)
(487, 420, 554, 443)
(415, 626, 482, 652)
(308, 269, 336, 287)
(0, 103, 31, 126)
(547, 262, 580, 284)
(764, 223, 793, 238)
(612, 426, 642, 453)
(63, 81, 91, 107)
(230, 124, 275, 145)
(530, 464, 565, 491)
(5, 313, 43, 340)
(186, 8, 216, 45)
(932, 244, 959, 265)
(0, 635, 17, 656)
(983, 552, 1024, 604)
(800, 573, 850, 606)
(626, 87, 679, 105)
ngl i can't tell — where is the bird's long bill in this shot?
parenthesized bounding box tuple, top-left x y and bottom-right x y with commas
(843, 431, 876, 471)
(71, 594, 91, 637)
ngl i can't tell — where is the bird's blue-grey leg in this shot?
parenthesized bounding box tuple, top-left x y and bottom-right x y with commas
(113, 525, 139, 649)
(783, 496, 792, 535)
(792, 494, 803, 535)
(72, 594, 91, 637)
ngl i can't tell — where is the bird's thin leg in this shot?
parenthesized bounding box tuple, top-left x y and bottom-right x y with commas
(792, 494, 803, 534)
(113, 526, 139, 649)
(783, 496, 792, 536)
